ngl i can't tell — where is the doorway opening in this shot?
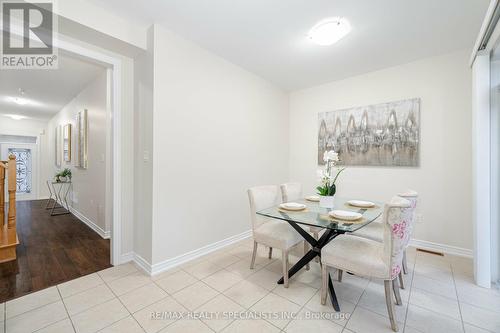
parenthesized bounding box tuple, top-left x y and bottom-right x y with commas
(0, 48, 119, 302)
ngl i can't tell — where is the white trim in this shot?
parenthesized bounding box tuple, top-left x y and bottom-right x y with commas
(470, 0, 499, 65)
(472, 53, 493, 288)
(2, 19, 125, 265)
(130, 230, 252, 276)
(54, 37, 123, 265)
(120, 251, 135, 263)
(70, 207, 110, 239)
(133, 253, 152, 275)
(410, 239, 473, 258)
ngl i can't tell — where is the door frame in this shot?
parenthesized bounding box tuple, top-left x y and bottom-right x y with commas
(1, 26, 125, 266)
(53, 41, 123, 266)
(0, 142, 39, 201)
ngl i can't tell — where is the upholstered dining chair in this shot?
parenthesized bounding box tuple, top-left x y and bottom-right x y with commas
(320, 196, 412, 332)
(280, 182, 323, 262)
(248, 185, 304, 288)
(351, 190, 418, 287)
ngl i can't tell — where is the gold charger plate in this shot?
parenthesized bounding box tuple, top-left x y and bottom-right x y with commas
(344, 202, 380, 210)
(278, 208, 308, 213)
(319, 214, 367, 224)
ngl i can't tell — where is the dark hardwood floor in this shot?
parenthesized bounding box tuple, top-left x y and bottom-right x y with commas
(0, 200, 111, 302)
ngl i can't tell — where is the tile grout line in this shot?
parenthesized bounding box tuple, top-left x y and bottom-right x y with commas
(450, 261, 467, 333)
(401, 255, 417, 332)
(98, 273, 148, 333)
(341, 269, 368, 332)
(55, 287, 77, 333)
(280, 277, 329, 333)
(4, 291, 62, 322)
(179, 251, 285, 332)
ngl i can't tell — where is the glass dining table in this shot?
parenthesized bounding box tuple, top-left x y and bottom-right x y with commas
(257, 197, 383, 311)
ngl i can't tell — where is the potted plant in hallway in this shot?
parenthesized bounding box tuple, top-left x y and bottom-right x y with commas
(56, 168, 72, 182)
(317, 150, 345, 208)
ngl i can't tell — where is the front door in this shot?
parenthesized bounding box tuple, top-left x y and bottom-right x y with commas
(0, 143, 38, 201)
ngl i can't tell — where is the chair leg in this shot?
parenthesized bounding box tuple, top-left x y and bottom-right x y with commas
(321, 263, 328, 305)
(313, 232, 320, 263)
(250, 241, 258, 269)
(338, 269, 343, 282)
(392, 278, 403, 305)
(402, 250, 408, 275)
(384, 280, 399, 332)
(304, 242, 310, 271)
(282, 250, 289, 288)
(268, 247, 273, 259)
(398, 271, 405, 290)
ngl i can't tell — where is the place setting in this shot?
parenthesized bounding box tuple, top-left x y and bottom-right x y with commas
(279, 202, 308, 212)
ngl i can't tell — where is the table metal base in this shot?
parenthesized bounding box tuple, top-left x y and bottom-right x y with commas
(46, 181, 72, 216)
(276, 219, 343, 311)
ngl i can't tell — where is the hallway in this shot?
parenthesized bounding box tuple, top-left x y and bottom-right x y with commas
(0, 200, 111, 303)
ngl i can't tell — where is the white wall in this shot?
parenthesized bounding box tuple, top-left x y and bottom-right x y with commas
(289, 49, 473, 252)
(150, 26, 289, 265)
(133, 26, 154, 263)
(47, 71, 109, 234)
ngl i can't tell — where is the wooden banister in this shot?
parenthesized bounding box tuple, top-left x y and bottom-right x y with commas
(0, 155, 19, 263)
(0, 164, 4, 235)
(7, 155, 16, 228)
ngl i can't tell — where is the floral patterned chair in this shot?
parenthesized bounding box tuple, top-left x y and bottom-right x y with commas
(320, 196, 412, 332)
(351, 190, 418, 287)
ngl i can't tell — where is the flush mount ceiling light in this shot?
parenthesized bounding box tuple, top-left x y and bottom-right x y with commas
(308, 17, 351, 46)
(5, 114, 27, 120)
(7, 96, 29, 105)
(7, 88, 30, 106)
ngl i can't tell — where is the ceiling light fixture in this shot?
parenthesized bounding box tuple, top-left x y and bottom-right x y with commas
(7, 96, 30, 105)
(5, 114, 27, 120)
(308, 17, 351, 46)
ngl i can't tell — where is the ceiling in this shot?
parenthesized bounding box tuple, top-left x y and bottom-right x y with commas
(88, 0, 489, 90)
(0, 53, 106, 121)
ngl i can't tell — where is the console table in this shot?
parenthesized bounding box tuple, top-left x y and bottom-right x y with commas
(46, 180, 72, 216)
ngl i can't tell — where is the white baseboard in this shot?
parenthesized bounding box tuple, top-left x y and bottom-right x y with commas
(130, 229, 252, 276)
(410, 239, 473, 258)
(134, 253, 153, 274)
(119, 251, 135, 264)
(70, 207, 110, 239)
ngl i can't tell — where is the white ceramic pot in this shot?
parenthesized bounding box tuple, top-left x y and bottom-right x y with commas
(60, 176, 67, 182)
(319, 195, 335, 209)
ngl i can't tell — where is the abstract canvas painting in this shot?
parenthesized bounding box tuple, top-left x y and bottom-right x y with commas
(63, 124, 71, 162)
(55, 125, 62, 167)
(76, 109, 88, 169)
(318, 98, 420, 167)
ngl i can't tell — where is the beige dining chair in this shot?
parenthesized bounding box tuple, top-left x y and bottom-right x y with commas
(351, 190, 418, 287)
(248, 185, 304, 287)
(280, 182, 323, 262)
(320, 196, 412, 332)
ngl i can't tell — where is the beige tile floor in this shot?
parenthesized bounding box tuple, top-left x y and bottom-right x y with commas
(2, 239, 500, 333)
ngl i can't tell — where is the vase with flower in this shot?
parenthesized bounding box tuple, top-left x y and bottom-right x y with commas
(316, 150, 345, 209)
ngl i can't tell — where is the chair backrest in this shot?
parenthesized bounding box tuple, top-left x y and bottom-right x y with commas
(280, 182, 302, 202)
(382, 196, 412, 280)
(248, 185, 281, 230)
(398, 190, 418, 239)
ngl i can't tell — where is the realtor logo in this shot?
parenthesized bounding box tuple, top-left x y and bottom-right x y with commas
(1, 0, 58, 69)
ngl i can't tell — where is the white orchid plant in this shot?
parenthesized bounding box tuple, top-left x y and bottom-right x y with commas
(317, 150, 345, 197)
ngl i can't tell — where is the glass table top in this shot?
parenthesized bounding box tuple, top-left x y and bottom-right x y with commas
(257, 197, 383, 232)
